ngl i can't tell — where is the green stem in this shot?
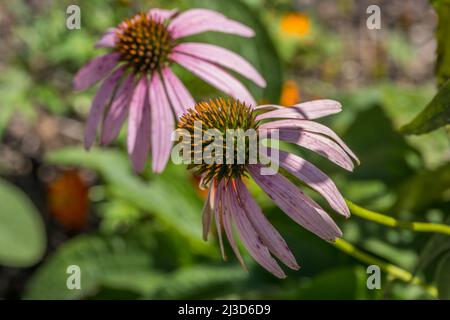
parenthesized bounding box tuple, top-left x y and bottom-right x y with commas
(346, 200, 450, 236)
(333, 238, 438, 298)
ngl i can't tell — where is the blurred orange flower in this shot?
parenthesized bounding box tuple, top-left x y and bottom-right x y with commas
(47, 170, 89, 231)
(280, 80, 301, 106)
(280, 12, 311, 37)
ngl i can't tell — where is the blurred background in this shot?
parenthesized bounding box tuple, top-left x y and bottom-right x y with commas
(0, 0, 449, 300)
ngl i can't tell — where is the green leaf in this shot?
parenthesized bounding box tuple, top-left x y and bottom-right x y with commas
(392, 162, 450, 213)
(432, 0, 450, 87)
(416, 229, 450, 274)
(45, 147, 209, 250)
(295, 266, 371, 299)
(435, 252, 450, 299)
(401, 79, 450, 135)
(24, 228, 244, 299)
(343, 105, 419, 184)
(148, 265, 246, 299)
(24, 232, 155, 299)
(0, 179, 46, 267)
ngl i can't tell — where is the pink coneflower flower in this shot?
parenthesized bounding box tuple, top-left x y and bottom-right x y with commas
(74, 9, 265, 172)
(176, 98, 359, 278)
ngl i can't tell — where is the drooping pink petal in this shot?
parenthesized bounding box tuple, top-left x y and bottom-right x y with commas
(148, 74, 175, 173)
(168, 9, 254, 39)
(263, 149, 350, 217)
(73, 52, 120, 91)
(174, 43, 266, 87)
(228, 181, 286, 278)
(171, 52, 256, 105)
(161, 66, 195, 118)
(202, 183, 215, 241)
(95, 28, 118, 48)
(127, 76, 151, 172)
(84, 67, 124, 149)
(259, 119, 360, 164)
(255, 100, 342, 121)
(248, 164, 342, 242)
(101, 73, 135, 145)
(213, 180, 226, 259)
(147, 8, 178, 21)
(234, 179, 299, 270)
(266, 128, 354, 171)
(221, 182, 247, 270)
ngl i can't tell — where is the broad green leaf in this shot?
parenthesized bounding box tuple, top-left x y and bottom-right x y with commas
(24, 233, 154, 299)
(401, 80, 450, 135)
(415, 225, 450, 274)
(435, 252, 450, 299)
(393, 162, 450, 213)
(343, 105, 419, 184)
(292, 266, 371, 299)
(24, 228, 244, 299)
(45, 147, 209, 250)
(0, 179, 46, 267)
(432, 0, 450, 87)
(147, 265, 246, 299)
(336, 83, 447, 168)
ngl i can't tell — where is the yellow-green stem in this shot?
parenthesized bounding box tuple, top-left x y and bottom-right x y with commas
(346, 200, 450, 236)
(333, 238, 438, 298)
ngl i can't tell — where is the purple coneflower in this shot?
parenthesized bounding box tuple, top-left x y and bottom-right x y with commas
(74, 8, 265, 172)
(177, 98, 359, 278)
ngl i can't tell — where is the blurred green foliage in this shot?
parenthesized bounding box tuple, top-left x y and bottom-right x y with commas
(0, 0, 449, 300)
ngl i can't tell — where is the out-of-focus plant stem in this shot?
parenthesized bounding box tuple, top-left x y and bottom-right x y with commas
(333, 238, 438, 298)
(346, 200, 450, 236)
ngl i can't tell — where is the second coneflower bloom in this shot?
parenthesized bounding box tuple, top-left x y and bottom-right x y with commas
(74, 8, 265, 172)
(176, 98, 359, 278)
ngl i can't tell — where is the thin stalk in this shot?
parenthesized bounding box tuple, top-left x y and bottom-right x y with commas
(346, 200, 450, 236)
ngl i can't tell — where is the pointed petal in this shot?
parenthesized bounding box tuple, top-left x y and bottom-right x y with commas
(214, 180, 226, 259)
(171, 52, 256, 105)
(101, 73, 135, 145)
(234, 178, 299, 270)
(255, 100, 342, 121)
(147, 8, 177, 21)
(84, 67, 124, 149)
(168, 9, 254, 39)
(202, 184, 215, 241)
(95, 28, 118, 48)
(161, 66, 195, 118)
(127, 76, 151, 172)
(263, 149, 350, 217)
(148, 74, 175, 173)
(221, 182, 247, 271)
(248, 164, 342, 242)
(228, 181, 285, 278)
(73, 52, 120, 91)
(174, 43, 266, 87)
(259, 119, 360, 164)
(267, 128, 354, 171)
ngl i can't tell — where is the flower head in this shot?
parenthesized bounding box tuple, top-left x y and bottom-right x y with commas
(74, 8, 266, 172)
(177, 98, 359, 278)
